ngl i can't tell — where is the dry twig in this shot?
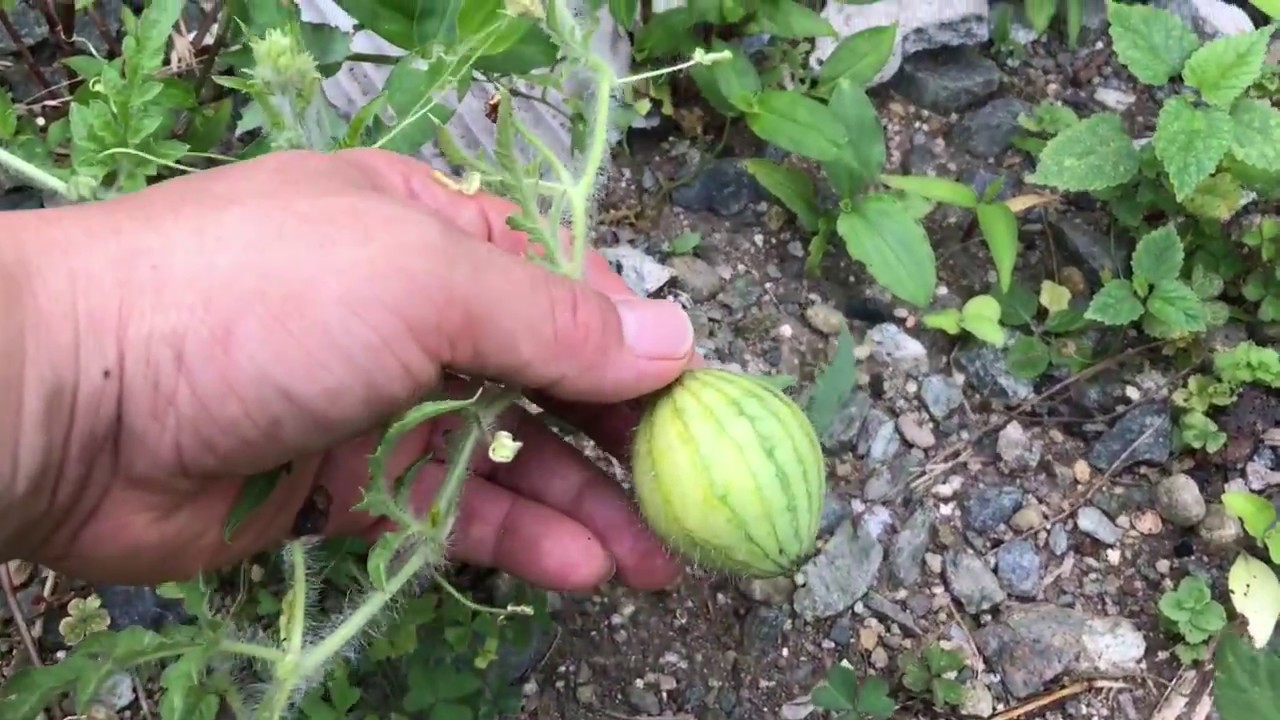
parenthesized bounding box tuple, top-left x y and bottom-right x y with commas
(990, 679, 1129, 720)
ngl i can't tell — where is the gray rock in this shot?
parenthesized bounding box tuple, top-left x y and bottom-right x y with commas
(821, 392, 873, 453)
(1198, 503, 1244, 547)
(1155, 473, 1207, 528)
(819, 492, 854, 536)
(626, 685, 662, 715)
(864, 453, 921, 503)
(960, 680, 996, 718)
(828, 616, 854, 646)
(1094, 86, 1137, 112)
(996, 539, 1042, 598)
(865, 591, 925, 636)
(955, 341, 1035, 402)
(0, 188, 42, 211)
(945, 548, 1007, 613)
(856, 408, 903, 466)
(867, 323, 929, 375)
(98, 672, 137, 712)
(1047, 213, 1130, 290)
(1077, 506, 1124, 546)
(996, 421, 1041, 472)
(668, 255, 723, 302)
(600, 246, 673, 297)
(743, 606, 788, 652)
(949, 98, 1032, 158)
(794, 520, 883, 619)
(1049, 524, 1071, 556)
(1087, 403, 1172, 473)
(892, 48, 1004, 113)
(671, 159, 765, 216)
(1155, 0, 1254, 39)
(811, 0, 989, 87)
(975, 603, 1146, 698)
(897, 414, 937, 449)
(891, 505, 936, 585)
(965, 485, 1025, 535)
(921, 374, 964, 419)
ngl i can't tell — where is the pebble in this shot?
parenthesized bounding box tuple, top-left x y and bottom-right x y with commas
(945, 548, 1007, 613)
(626, 685, 662, 715)
(996, 539, 1043, 598)
(804, 303, 847, 336)
(965, 485, 1025, 535)
(1132, 510, 1165, 535)
(1155, 473, 1207, 527)
(1076, 506, 1124, 546)
(920, 374, 964, 419)
(866, 323, 929, 375)
(668, 255, 724, 302)
(897, 414, 937, 449)
(738, 577, 795, 606)
(1049, 524, 1071, 555)
(1009, 505, 1046, 532)
(997, 421, 1041, 471)
(1198, 503, 1244, 547)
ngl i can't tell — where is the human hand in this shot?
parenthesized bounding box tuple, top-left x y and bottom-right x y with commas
(1, 148, 696, 592)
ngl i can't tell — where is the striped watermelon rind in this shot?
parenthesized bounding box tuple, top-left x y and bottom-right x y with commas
(630, 367, 827, 578)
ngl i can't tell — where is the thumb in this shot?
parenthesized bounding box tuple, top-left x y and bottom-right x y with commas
(433, 235, 695, 403)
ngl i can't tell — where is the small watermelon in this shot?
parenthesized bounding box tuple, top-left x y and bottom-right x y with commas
(631, 368, 827, 577)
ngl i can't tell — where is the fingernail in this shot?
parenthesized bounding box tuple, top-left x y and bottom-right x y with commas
(615, 298, 693, 360)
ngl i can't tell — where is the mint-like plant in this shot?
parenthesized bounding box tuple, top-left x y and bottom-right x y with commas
(0, 1, 727, 717)
(1158, 575, 1228, 663)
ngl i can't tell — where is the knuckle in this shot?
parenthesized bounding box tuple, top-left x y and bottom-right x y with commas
(546, 278, 608, 359)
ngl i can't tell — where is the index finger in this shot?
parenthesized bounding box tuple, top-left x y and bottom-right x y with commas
(336, 148, 635, 299)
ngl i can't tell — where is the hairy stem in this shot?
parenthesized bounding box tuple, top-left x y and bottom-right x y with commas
(219, 640, 286, 664)
(0, 147, 71, 198)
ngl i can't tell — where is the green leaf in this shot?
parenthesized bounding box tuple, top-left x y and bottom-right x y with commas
(429, 701, 474, 720)
(690, 41, 761, 116)
(856, 675, 896, 719)
(609, 0, 639, 30)
(816, 24, 898, 89)
(745, 90, 849, 162)
(1039, 280, 1072, 314)
(810, 663, 859, 711)
(803, 325, 858, 437)
(932, 677, 968, 707)
(223, 463, 290, 543)
(1182, 27, 1271, 108)
(753, 0, 836, 38)
(472, 25, 558, 74)
(823, 80, 886, 198)
(1230, 98, 1280, 173)
(1131, 224, 1184, 285)
(1106, 1, 1199, 85)
(1222, 490, 1278, 540)
(334, 0, 460, 50)
(837, 194, 937, 307)
(742, 158, 821, 232)
(1183, 173, 1246, 221)
(1145, 280, 1208, 334)
(1228, 553, 1280, 648)
(1007, 335, 1051, 379)
(0, 88, 15, 140)
(1214, 630, 1280, 720)
(1154, 96, 1233, 202)
(976, 201, 1019, 292)
(879, 174, 979, 208)
(1026, 112, 1140, 191)
(1085, 279, 1145, 325)
(959, 295, 1006, 346)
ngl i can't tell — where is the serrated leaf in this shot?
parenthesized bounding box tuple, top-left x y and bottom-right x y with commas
(810, 663, 859, 711)
(1154, 96, 1233, 202)
(1107, 1, 1200, 85)
(1183, 27, 1271, 108)
(743, 158, 820, 232)
(746, 90, 849, 162)
(816, 24, 897, 88)
(976, 201, 1020, 292)
(856, 675, 896, 718)
(1085, 279, 1145, 325)
(1230, 98, 1280, 173)
(1228, 553, 1280, 648)
(1131, 224, 1184, 285)
(0, 88, 15, 140)
(1184, 173, 1246, 221)
(837, 194, 937, 307)
(1026, 112, 1140, 191)
(1145, 280, 1208, 333)
(223, 463, 290, 543)
(1214, 630, 1280, 720)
